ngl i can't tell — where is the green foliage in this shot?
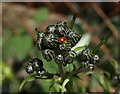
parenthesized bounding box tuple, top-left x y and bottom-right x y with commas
(33, 7, 49, 22)
(41, 57, 58, 74)
(2, 61, 13, 79)
(2, 5, 119, 92)
(3, 35, 33, 61)
(19, 76, 36, 91)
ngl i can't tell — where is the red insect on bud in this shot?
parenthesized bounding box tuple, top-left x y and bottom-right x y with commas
(58, 37, 67, 43)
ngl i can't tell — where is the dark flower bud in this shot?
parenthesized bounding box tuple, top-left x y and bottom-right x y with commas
(80, 48, 92, 61)
(25, 63, 34, 74)
(55, 54, 66, 66)
(32, 58, 43, 71)
(44, 33, 59, 48)
(42, 49, 55, 61)
(45, 25, 56, 34)
(59, 41, 71, 51)
(36, 38, 45, 50)
(64, 50, 77, 64)
(37, 32, 45, 39)
(55, 25, 67, 36)
(36, 68, 46, 77)
(82, 60, 94, 71)
(56, 21, 67, 26)
(36, 32, 46, 50)
(66, 29, 81, 46)
(92, 54, 99, 64)
(88, 64, 94, 71)
(82, 60, 89, 67)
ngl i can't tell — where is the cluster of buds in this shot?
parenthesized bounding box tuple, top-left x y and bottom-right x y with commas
(25, 58, 46, 77)
(25, 21, 100, 77)
(80, 48, 99, 70)
(36, 21, 81, 66)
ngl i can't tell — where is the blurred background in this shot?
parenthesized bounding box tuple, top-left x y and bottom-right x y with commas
(1, 2, 120, 92)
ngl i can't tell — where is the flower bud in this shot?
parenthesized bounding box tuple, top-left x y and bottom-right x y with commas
(44, 33, 59, 48)
(66, 29, 81, 46)
(56, 21, 67, 26)
(55, 54, 66, 66)
(55, 25, 67, 36)
(59, 41, 71, 51)
(92, 54, 99, 64)
(80, 48, 92, 61)
(42, 49, 55, 61)
(36, 68, 46, 77)
(45, 25, 56, 34)
(36, 38, 45, 50)
(25, 63, 34, 74)
(37, 32, 45, 39)
(32, 58, 44, 71)
(64, 50, 77, 64)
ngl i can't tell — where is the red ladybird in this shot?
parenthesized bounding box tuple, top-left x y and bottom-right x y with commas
(58, 37, 67, 43)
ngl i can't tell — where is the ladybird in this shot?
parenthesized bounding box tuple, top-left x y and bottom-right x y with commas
(58, 37, 67, 43)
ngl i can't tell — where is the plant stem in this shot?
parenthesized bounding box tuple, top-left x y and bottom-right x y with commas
(57, 64, 65, 78)
(66, 78, 74, 92)
(92, 32, 112, 54)
(70, 14, 77, 29)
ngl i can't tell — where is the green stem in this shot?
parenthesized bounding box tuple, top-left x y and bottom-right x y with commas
(57, 64, 65, 78)
(70, 14, 77, 29)
(92, 32, 112, 54)
(66, 79, 74, 92)
(66, 75, 78, 92)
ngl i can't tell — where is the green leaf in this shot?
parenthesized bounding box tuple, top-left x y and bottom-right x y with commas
(19, 76, 35, 91)
(90, 75, 98, 89)
(92, 72, 110, 92)
(3, 35, 33, 61)
(41, 55, 58, 74)
(71, 33, 91, 54)
(73, 45, 87, 53)
(2, 61, 13, 79)
(14, 35, 33, 60)
(33, 7, 49, 22)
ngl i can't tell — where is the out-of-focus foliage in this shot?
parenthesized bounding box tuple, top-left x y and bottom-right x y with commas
(33, 7, 49, 22)
(2, 2, 119, 93)
(3, 34, 33, 61)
